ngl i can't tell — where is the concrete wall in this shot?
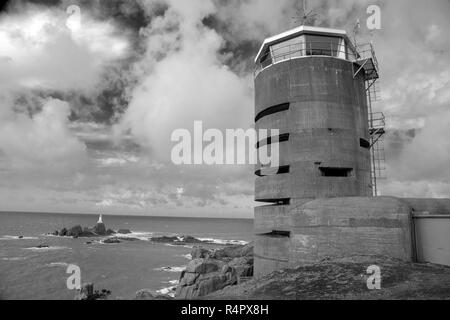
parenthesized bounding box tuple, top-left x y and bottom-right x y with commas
(254, 197, 415, 278)
(289, 197, 413, 265)
(254, 56, 373, 278)
(254, 57, 372, 204)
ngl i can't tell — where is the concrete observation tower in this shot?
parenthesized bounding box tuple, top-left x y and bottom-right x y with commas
(253, 25, 391, 277)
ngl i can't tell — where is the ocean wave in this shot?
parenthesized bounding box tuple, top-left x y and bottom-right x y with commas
(2, 257, 27, 261)
(164, 244, 194, 249)
(178, 253, 192, 260)
(0, 235, 39, 241)
(112, 231, 153, 241)
(46, 262, 70, 268)
(156, 285, 177, 298)
(24, 246, 70, 252)
(197, 238, 249, 246)
(154, 266, 186, 273)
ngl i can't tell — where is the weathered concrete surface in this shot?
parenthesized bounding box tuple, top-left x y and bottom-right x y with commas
(254, 197, 414, 278)
(254, 234, 290, 277)
(289, 197, 413, 264)
(254, 57, 372, 204)
(207, 255, 450, 300)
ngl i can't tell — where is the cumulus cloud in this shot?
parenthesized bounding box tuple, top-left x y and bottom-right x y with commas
(0, 98, 87, 169)
(116, 0, 253, 160)
(0, 1, 131, 171)
(0, 3, 129, 92)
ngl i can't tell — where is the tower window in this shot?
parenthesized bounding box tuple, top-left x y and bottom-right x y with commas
(255, 103, 290, 122)
(319, 167, 353, 177)
(360, 138, 370, 149)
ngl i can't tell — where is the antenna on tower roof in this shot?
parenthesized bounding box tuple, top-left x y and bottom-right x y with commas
(292, 0, 318, 26)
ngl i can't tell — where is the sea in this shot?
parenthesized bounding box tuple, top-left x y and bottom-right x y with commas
(0, 211, 253, 300)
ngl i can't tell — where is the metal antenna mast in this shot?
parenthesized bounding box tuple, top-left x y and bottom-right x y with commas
(292, 0, 318, 26)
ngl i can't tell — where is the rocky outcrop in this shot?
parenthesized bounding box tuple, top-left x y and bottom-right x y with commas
(74, 283, 111, 300)
(135, 289, 174, 300)
(150, 235, 205, 245)
(176, 243, 253, 299)
(50, 220, 124, 238)
(191, 247, 211, 259)
(103, 238, 121, 244)
(117, 229, 132, 234)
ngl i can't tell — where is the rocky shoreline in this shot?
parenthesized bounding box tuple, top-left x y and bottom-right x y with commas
(47, 223, 242, 247)
(72, 242, 254, 300)
(132, 243, 254, 300)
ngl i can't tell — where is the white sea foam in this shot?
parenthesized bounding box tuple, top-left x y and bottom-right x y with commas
(198, 238, 248, 246)
(164, 243, 194, 249)
(156, 285, 177, 297)
(24, 246, 70, 252)
(113, 231, 153, 241)
(178, 253, 192, 260)
(0, 235, 39, 241)
(47, 262, 70, 267)
(154, 266, 186, 273)
(2, 257, 27, 261)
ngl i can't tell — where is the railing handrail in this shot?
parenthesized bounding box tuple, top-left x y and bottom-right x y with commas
(254, 41, 377, 78)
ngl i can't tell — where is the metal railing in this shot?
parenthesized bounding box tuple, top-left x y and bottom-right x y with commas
(254, 40, 376, 77)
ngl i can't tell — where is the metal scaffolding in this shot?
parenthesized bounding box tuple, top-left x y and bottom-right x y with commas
(353, 43, 386, 196)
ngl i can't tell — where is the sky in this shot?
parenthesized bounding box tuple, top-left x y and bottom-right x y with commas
(0, 0, 449, 218)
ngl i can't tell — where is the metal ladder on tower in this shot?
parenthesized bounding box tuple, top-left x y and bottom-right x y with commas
(353, 43, 386, 196)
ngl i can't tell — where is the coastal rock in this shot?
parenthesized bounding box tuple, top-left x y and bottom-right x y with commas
(196, 271, 238, 297)
(81, 227, 96, 237)
(212, 243, 253, 260)
(191, 247, 211, 259)
(135, 289, 174, 300)
(117, 229, 131, 234)
(67, 225, 83, 237)
(185, 259, 223, 274)
(176, 270, 238, 299)
(150, 235, 206, 245)
(179, 272, 199, 287)
(181, 235, 204, 244)
(106, 229, 116, 235)
(74, 283, 94, 300)
(176, 244, 254, 299)
(228, 257, 254, 277)
(35, 244, 49, 248)
(74, 283, 111, 300)
(103, 237, 121, 244)
(150, 236, 179, 243)
(60, 228, 67, 236)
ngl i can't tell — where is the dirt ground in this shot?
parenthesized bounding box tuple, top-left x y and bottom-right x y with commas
(206, 255, 450, 300)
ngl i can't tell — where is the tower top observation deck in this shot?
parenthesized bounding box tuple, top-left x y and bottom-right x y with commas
(254, 25, 378, 80)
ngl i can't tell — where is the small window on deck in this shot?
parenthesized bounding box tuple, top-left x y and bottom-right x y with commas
(319, 167, 353, 177)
